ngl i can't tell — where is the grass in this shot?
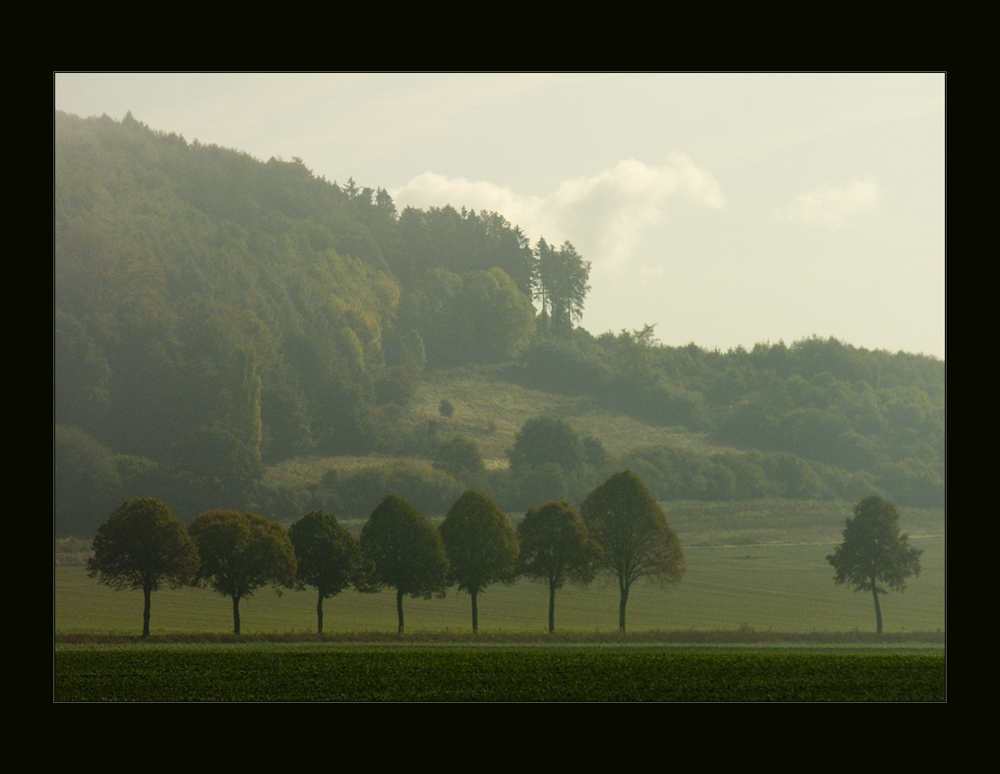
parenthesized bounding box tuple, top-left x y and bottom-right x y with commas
(54, 646, 945, 701)
(56, 535, 944, 637)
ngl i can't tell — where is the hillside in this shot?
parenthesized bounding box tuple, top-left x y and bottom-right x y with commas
(55, 111, 944, 537)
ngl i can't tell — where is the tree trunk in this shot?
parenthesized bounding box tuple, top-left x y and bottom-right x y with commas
(232, 594, 241, 635)
(619, 582, 630, 634)
(872, 581, 883, 634)
(548, 581, 556, 633)
(471, 590, 479, 633)
(317, 591, 324, 634)
(142, 584, 152, 638)
(396, 588, 405, 634)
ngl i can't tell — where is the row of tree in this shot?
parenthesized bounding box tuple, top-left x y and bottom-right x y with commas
(87, 482, 918, 637)
(88, 471, 683, 636)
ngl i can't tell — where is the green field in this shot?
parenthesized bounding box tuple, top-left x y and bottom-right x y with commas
(54, 645, 945, 701)
(57, 496, 944, 701)
(56, 534, 944, 636)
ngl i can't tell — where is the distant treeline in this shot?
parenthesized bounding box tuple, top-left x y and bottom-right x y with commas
(516, 332, 944, 508)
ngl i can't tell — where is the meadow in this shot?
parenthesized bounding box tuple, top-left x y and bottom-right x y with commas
(56, 499, 944, 700)
(56, 533, 944, 636)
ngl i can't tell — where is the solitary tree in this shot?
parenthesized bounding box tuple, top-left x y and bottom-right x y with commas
(433, 436, 486, 485)
(189, 510, 297, 634)
(360, 494, 449, 633)
(827, 494, 923, 634)
(87, 498, 200, 637)
(509, 415, 585, 474)
(440, 490, 519, 632)
(580, 470, 685, 633)
(518, 500, 600, 632)
(288, 511, 370, 634)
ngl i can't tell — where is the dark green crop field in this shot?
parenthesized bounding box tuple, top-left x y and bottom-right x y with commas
(55, 644, 945, 701)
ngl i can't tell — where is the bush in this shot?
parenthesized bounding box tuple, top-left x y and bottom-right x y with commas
(319, 461, 463, 519)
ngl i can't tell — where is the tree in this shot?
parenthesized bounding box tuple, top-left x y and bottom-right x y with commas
(534, 238, 591, 335)
(432, 436, 486, 485)
(826, 494, 923, 634)
(288, 511, 370, 634)
(580, 470, 684, 633)
(517, 500, 600, 632)
(87, 498, 199, 637)
(360, 494, 449, 633)
(439, 490, 519, 632)
(509, 415, 585, 474)
(189, 510, 297, 634)
(55, 424, 123, 538)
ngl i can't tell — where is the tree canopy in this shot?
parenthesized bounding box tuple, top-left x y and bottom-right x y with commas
(439, 490, 519, 632)
(288, 511, 370, 633)
(509, 415, 585, 475)
(580, 470, 684, 633)
(517, 500, 600, 632)
(432, 436, 486, 485)
(360, 494, 449, 633)
(827, 494, 922, 633)
(87, 497, 200, 637)
(189, 509, 297, 634)
(533, 238, 591, 335)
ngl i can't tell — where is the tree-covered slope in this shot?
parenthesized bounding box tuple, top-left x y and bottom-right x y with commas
(54, 111, 944, 536)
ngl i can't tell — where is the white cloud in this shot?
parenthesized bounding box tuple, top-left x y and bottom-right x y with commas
(775, 177, 880, 228)
(390, 155, 724, 270)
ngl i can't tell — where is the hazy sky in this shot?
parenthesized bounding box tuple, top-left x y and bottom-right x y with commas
(55, 73, 945, 359)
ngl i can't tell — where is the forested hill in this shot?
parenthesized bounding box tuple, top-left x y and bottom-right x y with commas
(55, 111, 944, 536)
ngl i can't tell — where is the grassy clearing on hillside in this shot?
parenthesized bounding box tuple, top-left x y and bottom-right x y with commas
(411, 366, 725, 464)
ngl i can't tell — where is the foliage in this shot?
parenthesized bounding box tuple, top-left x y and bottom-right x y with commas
(533, 238, 591, 334)
(87, 498, 199, 636)
(827, 495, 923, 633)
(509, 415, 585, 474)
(518, 500, 601, 632)
(55, 648, 946, 702)
(432, 436, 486, 484)
(54, 111, 944, 526)
(580, 470, 685, 633)
(318, 461, 463, 520)
(288, 511, 370, 633)
(360, 494, 449, 632)
(439, 490, 519, 631)
(189, 510, 297, 634)
(55, 424, 123, 538)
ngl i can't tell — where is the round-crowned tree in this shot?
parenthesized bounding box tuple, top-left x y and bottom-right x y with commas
(432, 436, 486, 485)
(440, 490, 519, 632)
(87, 497, 199, 637)
(518, 500, 600, 633)
(189, 510, 297, 634)
(580, 470, 684, 633)
(509, 415, 584, 474)
(361, 494, 449, 634)
(827, 494, 923, 634)
(288, 511, 370, 634)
